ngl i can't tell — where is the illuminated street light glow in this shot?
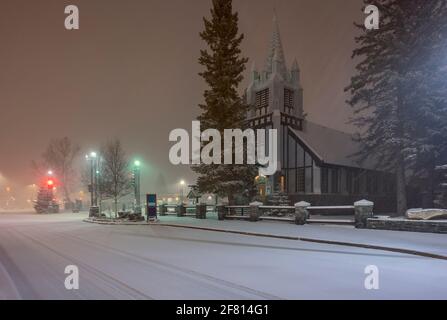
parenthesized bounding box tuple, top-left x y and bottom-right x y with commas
(134, 160, 141, 167)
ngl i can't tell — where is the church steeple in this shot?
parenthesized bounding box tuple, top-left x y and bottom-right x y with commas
(291, 58, 300, 83)
(264, 12, 287, 78)
(291, 58, 299, 71)
(251, 61, 259, 82)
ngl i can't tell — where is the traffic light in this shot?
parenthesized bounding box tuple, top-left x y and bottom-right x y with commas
(47, 179, 55, 190)
(131, 173, 136, 187)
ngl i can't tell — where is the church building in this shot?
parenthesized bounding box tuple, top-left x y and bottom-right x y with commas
(246, 14, 396, 212)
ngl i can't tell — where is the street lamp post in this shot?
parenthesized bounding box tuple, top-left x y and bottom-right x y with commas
(86, 155, 94, 207)
(96, 156, 103, 214)
(91, 152, 98, 207)
(133, 160, 141, 215)
(86, 152, 98, 216)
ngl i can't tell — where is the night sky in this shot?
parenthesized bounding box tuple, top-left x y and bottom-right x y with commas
(0, 0, 363, 195)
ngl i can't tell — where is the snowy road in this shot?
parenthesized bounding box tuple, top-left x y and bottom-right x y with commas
(0, 211, 446, 300)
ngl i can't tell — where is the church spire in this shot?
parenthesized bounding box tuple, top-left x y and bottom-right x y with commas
(291, 58, 300, 83)
(291, 58, 299, 71)
(264, 11, 287, 77)
(251, 61, 258, 82)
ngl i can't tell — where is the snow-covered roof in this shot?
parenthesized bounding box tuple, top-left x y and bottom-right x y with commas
(187, 188, 201, 199)
(289, 121, 377, 170)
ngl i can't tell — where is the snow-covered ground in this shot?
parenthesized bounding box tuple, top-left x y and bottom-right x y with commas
(157, 214, 447, 256)
(0, 211, 446, 300)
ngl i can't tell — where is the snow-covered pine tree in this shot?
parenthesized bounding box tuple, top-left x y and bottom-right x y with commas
(34, 187, 58, 214)
(435, 165, 447, 208)
(193, 0, 257, 205)
(346, 0, 447, 215)
(404, 2, 447, 205)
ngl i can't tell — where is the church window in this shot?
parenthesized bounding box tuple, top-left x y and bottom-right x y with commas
(280, 175, 285, 193)
(346, 170, 353, 194)
(255, 89, 269, 116)
(305, 167, 313, 193)
(353, 170, 362, 194)
(321, 168, 329, 194)
(331, 169, 339, 193)
(297, 168, 305, 192)
(288, 169, 296, 193)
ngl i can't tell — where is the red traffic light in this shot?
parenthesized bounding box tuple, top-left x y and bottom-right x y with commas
(47, 179, 55, 189)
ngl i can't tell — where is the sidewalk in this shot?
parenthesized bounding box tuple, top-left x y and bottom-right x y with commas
(153, 214, 447, 258)
(86, 213, 447, 258)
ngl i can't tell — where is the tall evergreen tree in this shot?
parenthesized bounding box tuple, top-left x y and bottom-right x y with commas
(193, 0, 257, 204)
(435, 164, 447, 208)
(405, 1, 447, 204)
(346, 0, 447, 215)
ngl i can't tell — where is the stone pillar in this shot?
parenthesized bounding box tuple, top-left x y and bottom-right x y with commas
(294, 201, 310, 225)
(354, 199, 374, 229)
(159, 204, 167, 216)
(196, 203, 207, 219)
(217, 205, 226, 221)
(176, 204, 185, 217)
(249, 202, 263, 222)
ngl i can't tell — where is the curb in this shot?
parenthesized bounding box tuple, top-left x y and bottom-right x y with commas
(83, 219, 150, 226)
(83, 219, 447, 261)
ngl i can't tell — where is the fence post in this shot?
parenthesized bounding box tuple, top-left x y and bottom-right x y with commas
(176, 204, 185, 217)
(159, 204, 167, 216)
(294, 201, 310, 225)
(249, 202, 263, 222)
(196, 203, 207, 219)
(217, 205, 226, 220)
(354, 199, 374, 229)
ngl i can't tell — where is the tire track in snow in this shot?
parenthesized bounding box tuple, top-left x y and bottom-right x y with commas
(12, 227, 154, 300)
(54, 230, 283, 300)
(0, 244, 37, 299)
